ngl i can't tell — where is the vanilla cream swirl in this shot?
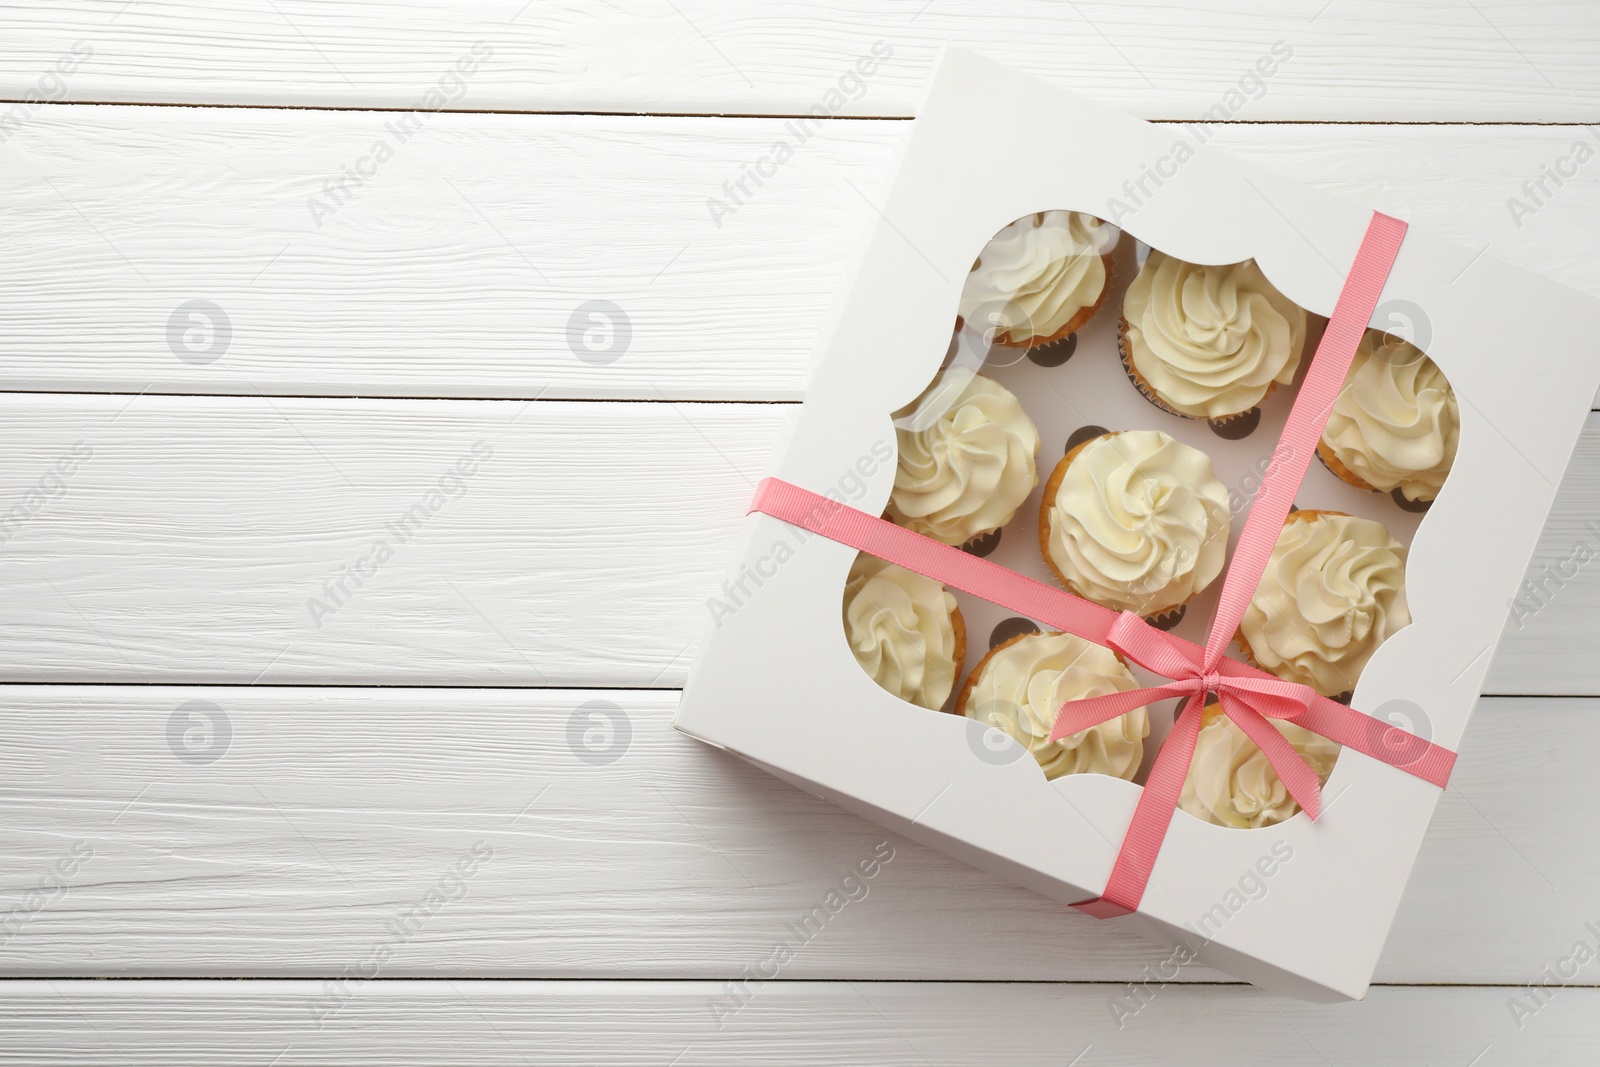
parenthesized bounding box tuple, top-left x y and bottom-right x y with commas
(1321, 331, 1459, 502)
(959, 211, 1114, 345)
(843, 554, 960, 711)
(963, 632, 1148, 780)
(1045, 431, 1230, 615)
(1240, 513, 1411, 696)
(1123, 252, 1308, 418)
(888, 369, 1041, 545)
(1178, 707, 1340, 828)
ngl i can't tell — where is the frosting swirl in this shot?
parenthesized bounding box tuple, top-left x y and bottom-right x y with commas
(1178, 705, 1340, 828)
(1321, 330, 1459, 502)
(843, 554, 960, 711)
(959, 211, 1113, 345)
(963, 632, 1148, 780)
(1123, 252, 1308, 418)
(1239, 512, 1411, 696)
(1044, 430, 1230, 615)
(889, 369, 1041, 545)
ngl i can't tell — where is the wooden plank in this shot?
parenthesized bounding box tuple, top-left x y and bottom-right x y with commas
(0, 687, 1586, 984)
(0, 392, 1591, 690)
(0, 979, 1590, 1063)
(0, 393, 779, 686)
(3, 111, 1599, 400)
(4, 1, 1600, 120)
(1491, 414, 1600, 693)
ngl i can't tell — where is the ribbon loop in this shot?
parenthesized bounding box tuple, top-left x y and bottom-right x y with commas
(1052, 610, 1328, 825)
(1105, 610, 1203, 679)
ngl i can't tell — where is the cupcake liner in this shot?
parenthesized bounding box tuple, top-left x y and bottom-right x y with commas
(1024, 331, 1078, 368)
(959, 526, 1003, 558)
(1389, 488, 1433, 514)
(1144, 603, 1187, 631)
(1205, 406, 1263, 440)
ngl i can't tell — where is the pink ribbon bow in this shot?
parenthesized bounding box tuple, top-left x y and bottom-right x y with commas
(749, 211, 1456, 919)
(1052, 608, 1327, 818)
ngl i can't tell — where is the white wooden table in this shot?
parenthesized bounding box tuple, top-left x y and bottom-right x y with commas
(2, 3, 1598, 1062)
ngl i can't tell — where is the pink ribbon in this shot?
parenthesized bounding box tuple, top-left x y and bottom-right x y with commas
(749, 211, 1456, 919)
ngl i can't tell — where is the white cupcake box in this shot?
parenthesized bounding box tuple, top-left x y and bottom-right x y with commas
(674, 48, 1600, 1000)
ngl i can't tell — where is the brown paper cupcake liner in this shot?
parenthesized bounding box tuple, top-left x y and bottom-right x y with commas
(959, 527, 1003, 557)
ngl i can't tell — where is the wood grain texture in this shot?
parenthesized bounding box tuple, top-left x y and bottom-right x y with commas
(1488, 424, 1600, 694)
(4, 1, 1600, 120)
(0, 687, 1587, 984)
(0, 979, 1591, 1065)
(3, 112, 1599, 400)
(0, 393, 776, 686)
(0, 392, 1590, 691)
(3, 0, 1597, 1053)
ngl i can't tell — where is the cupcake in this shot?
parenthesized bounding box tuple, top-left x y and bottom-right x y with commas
(888, 367, 1041, 547)
(843, 553, 965, 712)
(958, 211, 1115, 351)
(956, 631, 1149, 780)
(1120, 251, 1308, 424)
(1236, 510, 1411, 698)
(1318, 330, 1459, 505)
(1038, 430, 1230, 623)
(1178, 704, 1340, 829)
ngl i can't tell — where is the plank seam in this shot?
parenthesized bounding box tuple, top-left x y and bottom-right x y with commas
(0, 976, 1593, 988)
(8, 99, 1600, 126)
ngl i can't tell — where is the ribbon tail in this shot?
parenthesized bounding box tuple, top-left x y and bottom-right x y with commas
(1220, 695, 1323, 821)
(1071, 693, 1207, 918)
(1049, 683, 1196, 745)
(1288, 696, 1456, 789)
